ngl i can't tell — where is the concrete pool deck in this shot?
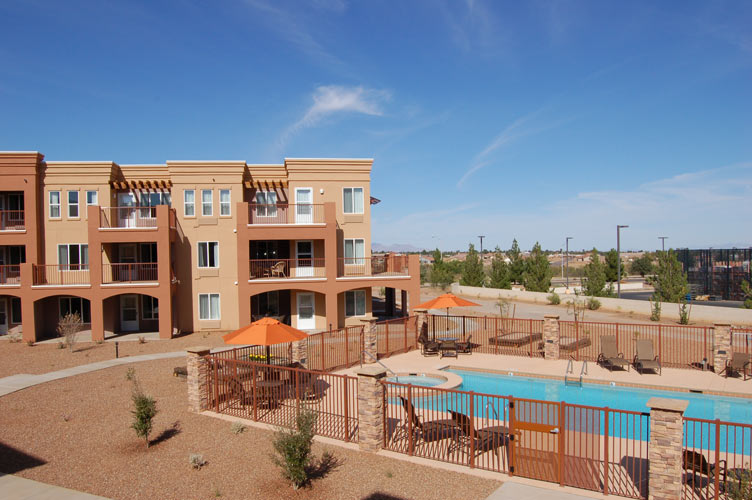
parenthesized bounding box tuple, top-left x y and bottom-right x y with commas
(340, 350, 752, 399)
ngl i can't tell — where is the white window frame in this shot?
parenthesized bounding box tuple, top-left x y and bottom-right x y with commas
(86, 190, 98, 207)
(201, 189, 213, 216)
(57, 244, 89, 270)
(49, 191, 61, 219)
(343, 187, 364, 214)
(197, 241, 219, 268)
(67, 191, 79, 218)
(344, 238, 365, 265)
(254, 191, 277, 217)
(345, 290, 366, 317)
(141, 296, 158, 320)
(184, 190, 195, 217)
(198, 293, 220, 320)
(219, 189, 231, 216)
(58, 297, 91, 323)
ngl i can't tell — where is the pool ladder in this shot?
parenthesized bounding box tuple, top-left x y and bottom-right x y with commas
(360, 350, 396, 376)
(565, 358, 587, 387)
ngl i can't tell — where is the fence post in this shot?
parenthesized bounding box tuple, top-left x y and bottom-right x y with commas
(713, 324, 732, 374)
(356, 366, 387, 452)
(543, 315, 560, 360)
(646, 397, 689, 500)
(186, 346, 211, 413)
(468, 392, 475, 468)
(603, 407, 609, 495)
(415, 307, 428, 341)
(360, 317, 378, 363)
(407, 385, 414, 456)
(343, 378, 350, 443)
(292, 338, 308, 367)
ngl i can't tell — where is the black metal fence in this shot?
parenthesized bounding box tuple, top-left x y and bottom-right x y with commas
(676, 248, 751, 301)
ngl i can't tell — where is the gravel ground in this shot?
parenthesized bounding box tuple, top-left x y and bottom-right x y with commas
(0, 358, 502, 500)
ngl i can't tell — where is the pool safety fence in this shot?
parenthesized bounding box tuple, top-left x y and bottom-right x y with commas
(374, 315, 419, 359)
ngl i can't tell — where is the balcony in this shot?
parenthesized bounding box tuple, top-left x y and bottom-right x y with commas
(32, 264, 90, 286)
(99, 207, 158, 229)
(249, 258, 326, 280)
(0, 210, 25, 231)
(248, 204, 325, 225)
(337, 256, 410, 278)
(0, 264, 21, 285)
(102, 263, 159, 284)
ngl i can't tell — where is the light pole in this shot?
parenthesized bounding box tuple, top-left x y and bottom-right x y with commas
(658, 236, 667, 252)
(617, 225, 629, 298)
(565, 237, 573, 290)
(478, 235, 485, 256)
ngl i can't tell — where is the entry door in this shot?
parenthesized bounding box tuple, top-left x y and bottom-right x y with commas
(509, 399, 561, 484)
(0, 299, 7, 334)
(295, 188, 313, 224)
(120, 295, 139, 332)
(117, 193, 137, 227)
(296, 293, 315, 330)
(295, 241, 314, 277)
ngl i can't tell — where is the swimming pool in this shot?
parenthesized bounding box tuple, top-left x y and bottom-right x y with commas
(445, 368, 752, 424)
(386, 374, 446, 387)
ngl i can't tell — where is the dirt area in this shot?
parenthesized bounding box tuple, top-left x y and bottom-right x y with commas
(0, 358, 502, 500)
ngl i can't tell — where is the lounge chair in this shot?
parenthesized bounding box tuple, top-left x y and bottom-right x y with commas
(597, 336, 630, 372)
(634, 339, 661, 375)
(440, 340, 458, 358)
(456, 335, 473, 354)
(396, 396, 456, 443)
(683, 449, 727, 491)
(724, 352, 750, 380)
(417, 330, 440, 356)
(489, 331, 543, 347)
(449, 410, 508, 459)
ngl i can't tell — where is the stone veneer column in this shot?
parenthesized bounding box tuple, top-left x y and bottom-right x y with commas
(291, 339, 308, 367)
(360, 317, 378, 364)
(414, 308, 428, 339)
(187, 346, 211, 413)
(543, 315, 560, 360)
(647, 397, 689, 500)
(713, 324, 732, 374)
(356, 366, 387, 452)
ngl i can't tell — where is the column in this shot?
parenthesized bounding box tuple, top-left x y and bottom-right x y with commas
(713, 324, 732, 374)
(401, 290, 408, 317)
(187, 346, 211, 413)
(646, 397, 688, 500)
(543, 315, 560, 360)
(291, 339, 308, 366)
(385, 287, 395, 317)
(20, 263, 36, 343)
(356, 366, 387, 452)
(414, 308, 428, 339)
(360, 316, 378, 363)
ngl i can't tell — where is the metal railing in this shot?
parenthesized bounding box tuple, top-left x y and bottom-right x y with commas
(337, 256, 410, 278)
(32, 264, 90, 286)
(248, 203, 325, 225)
(374, 316, 418, 358)
(249, 258, 326, 280)
(102, 262, 159, 283)
(0, 210, 25, 230)
(0, 264, 21, 284)
(99, 206, 158, 228)
(428, 315, 545, 358)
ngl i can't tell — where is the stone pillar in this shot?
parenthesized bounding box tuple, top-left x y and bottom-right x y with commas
(414, 308, 428, 339)
(357, 366, 387, 452)
(647, 397, 689, 500)
(543, 315, 560, 360)
(187, 346, 211, 413)
(360, 317, 378, 364)
(713, 324, 732, 374)
(291, 339, 308, 366)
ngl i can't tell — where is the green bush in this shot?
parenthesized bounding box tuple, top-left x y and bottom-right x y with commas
(272, 409, 317, 489)
(727, 469, 752, 500)
(678, 301, 691, 325)
(587, 297, 601, 310)
(547, 292, 560, 305)
(130, 375, 157, 449)
(650, 296, 661, 321)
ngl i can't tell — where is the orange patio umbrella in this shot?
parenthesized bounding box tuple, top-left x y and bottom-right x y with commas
(222, 317, 308, 364)
(416, 293, 480, 315)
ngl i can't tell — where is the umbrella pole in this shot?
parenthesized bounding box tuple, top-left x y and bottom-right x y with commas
(266, 345, 271, 365)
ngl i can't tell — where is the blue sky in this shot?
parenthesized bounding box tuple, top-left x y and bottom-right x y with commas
(1, 0, 750, 252)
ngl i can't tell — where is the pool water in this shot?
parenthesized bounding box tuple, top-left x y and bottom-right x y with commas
(386, 375, 445, 387)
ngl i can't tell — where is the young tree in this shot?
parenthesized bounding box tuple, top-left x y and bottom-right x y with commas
(604, 248, 626, 283)
(630, 253, 655, 277)
(522, 242, 553, 292)
(460, 244, 485, 287)
(130, 374, 157, 449)
(429, 248, 453, 289)
(649, 249, 689, 303)
(740, 280, 752, 309)
(488, 246, 511, 289)
(508, 239, 525, 284)
(582, 248, 607, 297)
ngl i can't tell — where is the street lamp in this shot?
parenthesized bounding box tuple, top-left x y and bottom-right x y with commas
(478, 235, 485, 256)
(658, 236, 668, 252)
(617, 225, 629, 298)
(565, 237, 573, 290)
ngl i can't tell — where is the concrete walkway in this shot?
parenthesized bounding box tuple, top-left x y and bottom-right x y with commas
(0, 473, 110, 499)
(0, 351, 185, 397)
(486, 482, 599, 500)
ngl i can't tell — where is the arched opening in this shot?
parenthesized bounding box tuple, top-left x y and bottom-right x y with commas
(371, 286, 409, 320)
(102, 293, 159, 339)
(33, 294, 92, 340)
(0, 294, 22, 336)
(249, 289, 326, 332)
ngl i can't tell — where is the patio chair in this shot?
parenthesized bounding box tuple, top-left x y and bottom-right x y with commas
(225, 376, 253, 406)
(269, 261, 286, 278)
(456, 335, 473, 354)
(440, 340, 458, 358)
(418, 330, 439, 356)
(683, 449, 727, 491)
(634, 339, 661, 375)
(396, 396, 456, 443)
(449, 410, 508, 459)
(597, 336, 630, 372)
(724, 352, 750, 380)
(296, 369, 320, 401)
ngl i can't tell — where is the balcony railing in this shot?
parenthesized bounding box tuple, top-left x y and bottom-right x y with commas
(0, 210, 25, 230)
(32, 264, 90, 286)
(0, 264, 21, 284)
(102, 263, 159, 284)
(248, 204, 325, 225)
(249, 258, 326, 280)
(337, 256, 410, 278)
(99, 206, 158, 229)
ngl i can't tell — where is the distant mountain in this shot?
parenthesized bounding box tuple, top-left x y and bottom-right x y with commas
(372, 242, 425, 253)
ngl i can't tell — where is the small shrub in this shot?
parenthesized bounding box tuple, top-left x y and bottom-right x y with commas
(385, 470, 394, 478)
(125, 367, 136, 381)
(57, 341, 66, 349)
(95, 339, 104, 345)
(231, 421, 246, 435)
(727, 467, 752, 500)
(137, 335, 146, 344)
(272, 409, 317, 489)
(57, 312, 82, 352)
(587, 297, 601, 310)
(130, 374, 157, 448)
(8, 332, 22, 343)
(26, 340, 34, 347)
(62, 413, 71, 422)
(547, 292, 560, 305)
(213, 487, 222, 497)
(650, 296, 661, 322)
(678, 301, 691, 325)
(189, 453, 207, 470)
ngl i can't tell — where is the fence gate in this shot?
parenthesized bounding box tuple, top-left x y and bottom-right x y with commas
(509, 398, 562, 484)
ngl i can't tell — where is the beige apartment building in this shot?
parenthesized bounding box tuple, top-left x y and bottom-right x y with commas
(0, 152, 420, 342)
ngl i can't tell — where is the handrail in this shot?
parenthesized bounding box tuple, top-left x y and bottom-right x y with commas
(360, 350, 396, 376)
(485, 402, 500, 423)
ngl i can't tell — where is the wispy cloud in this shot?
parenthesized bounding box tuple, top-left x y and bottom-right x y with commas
(438, 0, 504, 54)
(278, 85, 391, 148)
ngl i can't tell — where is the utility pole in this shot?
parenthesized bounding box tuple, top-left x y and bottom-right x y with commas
(478, 235, 485, 256)
(617, 225, 629, 298)
(658, 236, 667, 252)
(565, 237, 573, 290)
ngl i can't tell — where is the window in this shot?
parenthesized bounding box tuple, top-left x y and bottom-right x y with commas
(220, 189, 231, 216)
(198, 242, 219, 268)
(184, 190, 195, 217)
(67, 191, 79, 218)
(199, 293, 220, 320)
(86, 190, 98, 206)
(49, 191, 61, 219)
(58, 244, 89, 270)
(10, 297, 21, 324)
(201, 189, 213, 216)
(344, 238, 365, 265)
(254, 191, 277, 217)
(141, 191, 171, 206)
(142, 296, 158, 320)
(343, 187, 364, 214)
(59, 297, 91, 323)
(345, 290, 366, 317)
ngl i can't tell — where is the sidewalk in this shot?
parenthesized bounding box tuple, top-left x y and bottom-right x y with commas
(486, 482, 600, 500)
(0, 473, 110, 499)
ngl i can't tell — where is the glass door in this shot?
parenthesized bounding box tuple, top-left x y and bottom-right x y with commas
(117, 193, 137, 227)
(295, 188, 313, 224)
(296, 293, 315, 330)
(295, 241, 314, 277)
(120, 295, 139, 332)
